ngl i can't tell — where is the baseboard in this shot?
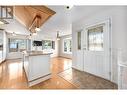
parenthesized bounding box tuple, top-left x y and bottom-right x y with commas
(72, 66, 83, 71)
(28, 74, 51, 87)
(58, 56, 72, 59)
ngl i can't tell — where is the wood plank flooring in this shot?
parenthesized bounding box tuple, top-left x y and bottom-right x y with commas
(0, 57, 117, 89)
(0, 57, 76, 89)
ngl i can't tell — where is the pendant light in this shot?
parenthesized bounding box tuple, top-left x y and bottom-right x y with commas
(29, 33, 32, 39)
(12, 32, 16, 36)
(32, 32, 37, 36)
(35, 15, 41, 32)
(56, 31, 60, 40)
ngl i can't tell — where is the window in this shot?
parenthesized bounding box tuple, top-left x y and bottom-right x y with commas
(42, 40, 55, 49)
(9, 38, 27, 52)
(64, 38, 72, 53)
(88, 26, 103, 51)
(0, 6, 13, 19)
(0, 32, 3, 50)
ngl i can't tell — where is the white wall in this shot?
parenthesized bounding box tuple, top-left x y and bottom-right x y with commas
(59, 34, 72, 59)
(72, 6, 127, 84)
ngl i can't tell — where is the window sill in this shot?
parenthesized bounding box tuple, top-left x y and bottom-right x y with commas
(63, 52, 72, 54)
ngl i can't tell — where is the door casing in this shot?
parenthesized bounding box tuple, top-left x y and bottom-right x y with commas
(82, 19, 112, 81)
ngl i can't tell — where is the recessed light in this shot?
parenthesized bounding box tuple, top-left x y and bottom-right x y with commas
(66, 6, 70, 9)
(66, 5, 74, 10)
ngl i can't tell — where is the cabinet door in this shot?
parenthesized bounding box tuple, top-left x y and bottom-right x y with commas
(0, 31, 3, 63)
(0, 51, 2, 63)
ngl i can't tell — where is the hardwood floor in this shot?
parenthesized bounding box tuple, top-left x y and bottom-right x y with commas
(0, 57, 117, 89)
(0, 57, 76, 89)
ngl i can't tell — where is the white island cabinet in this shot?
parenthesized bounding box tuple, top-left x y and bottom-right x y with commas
(23, 51, 52, 86)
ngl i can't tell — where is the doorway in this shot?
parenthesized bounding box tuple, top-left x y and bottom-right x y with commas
(83, 20, 111, 80)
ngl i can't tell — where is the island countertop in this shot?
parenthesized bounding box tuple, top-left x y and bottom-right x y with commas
(22, 51, 53, 56)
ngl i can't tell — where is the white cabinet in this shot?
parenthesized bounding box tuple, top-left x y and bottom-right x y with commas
(0, 51, 2, 63)
(23, 51, 51, 86)
(0, 31, 7, 64)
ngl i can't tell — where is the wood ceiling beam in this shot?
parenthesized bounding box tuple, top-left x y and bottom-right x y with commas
(13, 6, 56, 33)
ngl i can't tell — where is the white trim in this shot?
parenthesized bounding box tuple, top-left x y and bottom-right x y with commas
(82, 18, 112, 81)
(28, 74, 51, 87)
(63, 37, 72, 54)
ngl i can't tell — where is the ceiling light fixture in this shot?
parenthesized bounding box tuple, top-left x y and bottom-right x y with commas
(29, 34, 32, 39)
(66, 5, 74, 10)
(35, 27, 40, 32)
(12, 32, 16, 36)
(56, 31, 60, 40)
(0, 21, 4, 25)
(35, 15, 41, 32)
(32, 32, 37, 36)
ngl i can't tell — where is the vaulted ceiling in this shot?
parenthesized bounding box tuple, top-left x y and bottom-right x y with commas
(38, 6, 72, 37)
(1, 6, 115, 39)
(37, 6, 113, 38)
(14, 6, 56, 33)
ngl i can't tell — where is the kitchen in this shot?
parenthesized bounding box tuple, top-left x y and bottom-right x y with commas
(0, 6, 57, 86)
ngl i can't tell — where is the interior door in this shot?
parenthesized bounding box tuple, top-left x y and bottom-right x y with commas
(83, 20, 111, 80)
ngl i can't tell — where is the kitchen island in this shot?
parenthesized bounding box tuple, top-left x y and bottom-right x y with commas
(22, 51, 52, 86)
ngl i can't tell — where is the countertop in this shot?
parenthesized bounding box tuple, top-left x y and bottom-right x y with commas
(22, 51, 52, 56)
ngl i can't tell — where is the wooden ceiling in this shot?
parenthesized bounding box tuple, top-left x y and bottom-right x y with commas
(14, 6, 56, 33)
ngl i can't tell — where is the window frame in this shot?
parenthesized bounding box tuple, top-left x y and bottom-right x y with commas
(8, 38, 27, 53)
(42, 40, 55, 50)
(86, 24, 104, 52)
(63, 37, 72, 54)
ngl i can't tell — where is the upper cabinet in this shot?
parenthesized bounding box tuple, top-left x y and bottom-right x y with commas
(14, 6, 56, 33)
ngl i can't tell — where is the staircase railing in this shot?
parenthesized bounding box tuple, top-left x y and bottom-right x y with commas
(118, 49, 127, 89)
